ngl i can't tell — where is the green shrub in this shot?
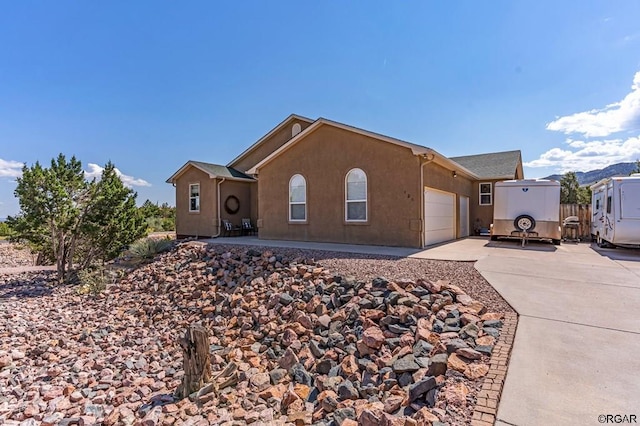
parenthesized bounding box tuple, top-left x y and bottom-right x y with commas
(128, 237, 173, 261)
(0, 222, 11, 237)
(76, 266, 122, 295)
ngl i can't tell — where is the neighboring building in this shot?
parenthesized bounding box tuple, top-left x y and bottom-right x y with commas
(166, 114, 523, 248)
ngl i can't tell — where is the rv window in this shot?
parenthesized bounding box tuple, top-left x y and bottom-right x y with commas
(595, 199, 600, 210)
(606, 196, 612, 214)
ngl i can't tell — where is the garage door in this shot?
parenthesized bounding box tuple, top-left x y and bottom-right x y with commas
(424, 187, 456, 246)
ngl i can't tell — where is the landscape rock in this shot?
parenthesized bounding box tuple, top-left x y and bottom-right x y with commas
(0, 242, 507, 426)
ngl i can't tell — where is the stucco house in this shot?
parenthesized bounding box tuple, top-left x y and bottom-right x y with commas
(166, 114, 523, 248)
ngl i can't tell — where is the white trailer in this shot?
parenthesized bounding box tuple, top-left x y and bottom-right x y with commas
(590, 174, 640, 248)
(490, 179, 562, 245)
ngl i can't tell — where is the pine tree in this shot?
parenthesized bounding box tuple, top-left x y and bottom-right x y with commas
(560, 172, 580, 204)
(8, 155, 146, 282)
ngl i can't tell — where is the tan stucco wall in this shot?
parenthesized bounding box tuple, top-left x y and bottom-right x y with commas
(231, 119, 313, 173)
(175, 168, 255, 237)
(256, 125, 424, 247)
(470, 179, 503, 233)
(219, 180, 252, 225)
(423, 162, 474, 238)
(175, 167, 217, 238)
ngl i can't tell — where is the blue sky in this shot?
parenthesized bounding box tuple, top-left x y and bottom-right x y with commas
(1, 1, 640, 217)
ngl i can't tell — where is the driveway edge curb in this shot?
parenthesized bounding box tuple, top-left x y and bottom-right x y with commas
(471, 312, 518, 425)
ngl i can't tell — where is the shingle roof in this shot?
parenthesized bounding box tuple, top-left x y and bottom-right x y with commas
(189, 161, 255, 180)
(449, 150, 522, 179)
(166, 161, 255, 183)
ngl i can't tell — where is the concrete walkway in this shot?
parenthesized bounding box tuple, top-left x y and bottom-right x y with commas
(207, 235, 640, 425)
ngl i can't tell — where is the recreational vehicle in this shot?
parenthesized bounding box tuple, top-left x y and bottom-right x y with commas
(490, 179, 562, 245)
(591, 174, 640, 247)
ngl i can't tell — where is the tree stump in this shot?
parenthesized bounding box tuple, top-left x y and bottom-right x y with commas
(176, 323, 212, 399)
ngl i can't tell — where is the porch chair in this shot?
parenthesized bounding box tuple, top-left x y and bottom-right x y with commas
(221, 219, 241, 237)
(241, 218, 256, 236)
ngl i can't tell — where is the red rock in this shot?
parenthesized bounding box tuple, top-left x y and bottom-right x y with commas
(414, 407, 440, 424)
(0, 355, 11, 368)
(447, 353, 469, 373)
(481, 312, 504, 321)
(293, 383, 311, 400)
(341, 355, 359, 377)
(476, 335, 496, 346)
(465, 363, 489, 379)
(363, 326, 385, 349)
(162, 403, 180, 414)
(460, 313, 479, 325)
(415, 317, 432, 342)
(443, 382, 469, 407)
(359, 407, 385, 426)
(456, 347, 482, 360)
(103, 409, 120, 426)
(23, 403, 39, 418)
(383, 395, 404, 413)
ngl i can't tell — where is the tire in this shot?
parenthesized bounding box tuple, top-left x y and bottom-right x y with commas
(552, 239, 561, 246)
(514, 214, 536, 232)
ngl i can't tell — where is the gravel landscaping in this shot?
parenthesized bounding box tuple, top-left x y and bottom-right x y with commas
(0, 243, 36, 268)
(0, 241, 515, 425)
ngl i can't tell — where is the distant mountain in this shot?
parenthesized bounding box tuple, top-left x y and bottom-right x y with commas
(544, 162, 638, 186)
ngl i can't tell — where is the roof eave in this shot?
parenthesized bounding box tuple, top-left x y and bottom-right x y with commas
(166, 161, 256, 184)
(166, 161, 216, 184)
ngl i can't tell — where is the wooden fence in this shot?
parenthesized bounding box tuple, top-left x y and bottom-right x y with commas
(560, 204, 592, 240)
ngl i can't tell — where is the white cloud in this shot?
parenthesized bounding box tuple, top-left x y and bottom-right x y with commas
(84, 163, 151, 188)
(546, 71, 640, 137)
(525, 135, 640, 172)
(0, 158, 24, 178)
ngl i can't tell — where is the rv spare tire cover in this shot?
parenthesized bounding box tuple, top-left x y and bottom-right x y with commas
(514, 214, 536, 231)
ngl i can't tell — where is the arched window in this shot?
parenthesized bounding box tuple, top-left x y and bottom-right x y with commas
(345, 168, 367, 221)
(289, 174, 306, 221)
(292, 123, 302, 137)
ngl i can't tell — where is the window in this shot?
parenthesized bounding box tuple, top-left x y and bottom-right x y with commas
(292, 123, 302, 137)
(189, 183, 200, 212)
(606, 195, 612, 214)
(289, 174, 306, 221)
(346, 168, 367, 221)
(479, 183, 492, 206)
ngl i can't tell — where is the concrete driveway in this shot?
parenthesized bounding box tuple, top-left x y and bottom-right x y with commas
(208, 236, 640, 424)
(472, 241, 640, 426)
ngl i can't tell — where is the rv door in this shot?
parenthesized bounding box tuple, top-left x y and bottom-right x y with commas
(592, 187, 605, 237)
(605, 185, 614, 239)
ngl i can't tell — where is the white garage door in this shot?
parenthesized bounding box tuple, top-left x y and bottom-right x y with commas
(424, 188, 456, 246)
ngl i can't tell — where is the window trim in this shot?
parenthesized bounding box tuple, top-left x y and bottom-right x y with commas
(288, 174, 307, 222)
(479, 182, 492, 206)
(189, 183, 200, 213)
(345, 168, 368, 222)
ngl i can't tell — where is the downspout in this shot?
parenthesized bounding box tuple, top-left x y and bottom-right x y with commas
(212, 177, 226, 238)
(419, 152, 436, 248)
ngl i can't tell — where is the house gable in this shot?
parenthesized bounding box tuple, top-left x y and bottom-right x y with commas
(227, 114, 314, 173)
(247, 118, 479, 179)
(256, 124, 425, 247)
